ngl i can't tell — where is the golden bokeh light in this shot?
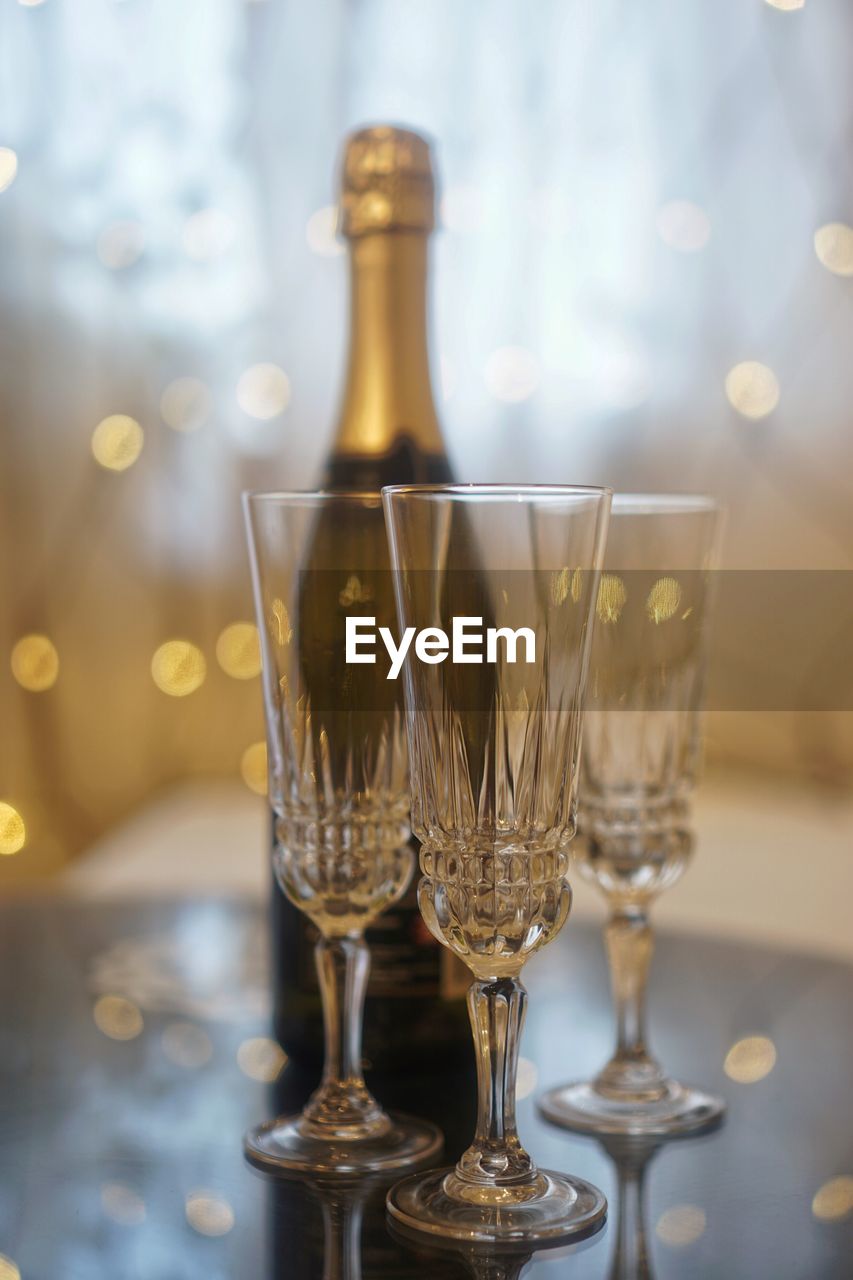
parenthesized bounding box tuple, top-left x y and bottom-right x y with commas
(160, 376, 212, 432)
(338, 575, 373, 608)
(646, 577, 682, 624)
(182, 208, 236, 261)
(765, 0, 805, 9)
(812, 1175, 853, 1222)
(306, 205, 344, 257)
(484, 346, 540, 403)
(724, 1034, 777, 1083)
(101, 1182, 146, 1226)
(656, 200, 711, 253)
(216, 622, 261, 679)
(91, 414, 144, 471)
(240, 742, 268, 796)
(97, 220, 145, 270)
(0, 148, 18, 194)
(161, 1021, 213, 1070)
(237, 1036, 287, 1082)
(725, 361, 779, 420)
(655, 1204, 707, 1247)
(813, 223, 853, 277)
(269, 598, 292, 646)
(185, 1191, 235, 1237)
(0, 802, 26, 856)
(236, 362, 291, 420)
(93, 994, 144, 1041)
(597, 573, 627, 624)
(0, 1256, 20, 1280)
(11, 633, 59, 692)
(515, 1057, 539, 1101)
(151, 640, 207, 697)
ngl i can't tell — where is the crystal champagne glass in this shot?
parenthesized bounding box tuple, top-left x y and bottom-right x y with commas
(539, 494, 725, 1136)
(243, 491, 442, 1174)
(382, 483, 611, 1243)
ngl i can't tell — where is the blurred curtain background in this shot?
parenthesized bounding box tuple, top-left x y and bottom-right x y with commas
(1, 0, 852, 882)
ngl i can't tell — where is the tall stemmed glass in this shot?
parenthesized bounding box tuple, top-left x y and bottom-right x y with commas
(539, 495, 725, 1136)
(243, 491, 442, 1174)
(383, 483, 611, 1243)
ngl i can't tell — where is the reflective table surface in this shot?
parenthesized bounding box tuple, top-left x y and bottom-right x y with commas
(0, 898, 850, 1278)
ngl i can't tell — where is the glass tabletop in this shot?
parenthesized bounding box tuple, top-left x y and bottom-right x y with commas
(0, 898, 850, 1278)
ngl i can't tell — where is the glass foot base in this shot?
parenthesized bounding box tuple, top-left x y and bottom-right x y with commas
(538, 1079, 725, 1138)
(244, 1111, 443, 1176)
(386, 1166, 607, 1244)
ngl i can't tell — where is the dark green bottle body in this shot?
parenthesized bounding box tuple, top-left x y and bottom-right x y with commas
(270, 441, 470, 1071)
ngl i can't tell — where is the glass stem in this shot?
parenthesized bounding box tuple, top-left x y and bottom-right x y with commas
(455, 976, 535, 1186)
(301, 936, 388, 1138)
(596, 906, 667, 1100)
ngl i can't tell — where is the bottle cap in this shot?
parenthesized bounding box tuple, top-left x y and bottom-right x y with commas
(339, 125, 436, 237)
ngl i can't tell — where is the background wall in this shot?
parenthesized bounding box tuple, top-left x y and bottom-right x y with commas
(1, 0, 852, 882)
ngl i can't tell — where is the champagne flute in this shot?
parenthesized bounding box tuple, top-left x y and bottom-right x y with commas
(539, 495, 726, 1136)
(243, 491, 442, 1174)
(382, 483, 611, 1244)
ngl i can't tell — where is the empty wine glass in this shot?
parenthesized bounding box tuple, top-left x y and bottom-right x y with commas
(243, 491, 442, 1174)
(382, 483, 611, 1244)
(538, 494, 726, 1137)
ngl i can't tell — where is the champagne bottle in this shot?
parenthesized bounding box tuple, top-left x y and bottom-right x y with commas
(272, 125, 469, 1070)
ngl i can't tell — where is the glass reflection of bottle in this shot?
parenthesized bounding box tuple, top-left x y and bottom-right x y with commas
(264, 1172, 452, 1280)
(271, 125, 469, 1072)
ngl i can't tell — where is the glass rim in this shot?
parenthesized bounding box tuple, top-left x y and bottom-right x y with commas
(243, 488, 383, 505)
(381, 483, 612, 501)
(611, 492, 719, 515)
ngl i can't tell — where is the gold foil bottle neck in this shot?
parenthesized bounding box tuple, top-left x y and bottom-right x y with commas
(339, 125, 436, 238)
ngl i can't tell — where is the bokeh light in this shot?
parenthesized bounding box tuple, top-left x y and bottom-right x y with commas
(0, 148, 18, 194)
(0, 1256, 20, 1280)
(724, 1035, 777, 1082)
(0, 803, 26, 856)
(93, 994, 144, 1041)
(725, 361, 780, 420)
(306, 205, 344, 256)
(97, 220, 145, 270)
(91, 414, 144, 471)
(236, 363, 291, 419)
(765, 0, 805, 10)
(160, 377, 212, 432)
(656, 200, 711, 252)
(11, 634, 59, 691)
(484, 346, 540, 402)
(813, 223, 853, 277)
(646, 577, 682, 623)
(240, 742, 268, 796)
(597, 573, 627, 624)
(185, 1191, 235, 1237)
(216, 622, 261, 679)
(812, 1175, 853, 1222)
(150, 641, 207, 697)
(655, 1205, 707, 1246)
(237, 1036, 287, 1082)
(101, 1182, 146, 1226)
